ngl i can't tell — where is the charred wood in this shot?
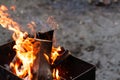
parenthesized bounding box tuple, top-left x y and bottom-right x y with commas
(32, 39, 53, 80)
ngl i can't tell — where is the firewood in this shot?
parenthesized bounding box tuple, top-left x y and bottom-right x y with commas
(36, 30, 54, 41)
(10, 30, 54, 80)
(32, 39, 53, 80)
(29, 30, 54, 41)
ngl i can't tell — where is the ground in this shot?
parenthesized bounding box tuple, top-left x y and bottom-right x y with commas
(0, 0, 120, 80)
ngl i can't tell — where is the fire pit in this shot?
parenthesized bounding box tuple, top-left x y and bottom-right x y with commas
(0, 5, 95, 80)
(0, 30, 95, 80)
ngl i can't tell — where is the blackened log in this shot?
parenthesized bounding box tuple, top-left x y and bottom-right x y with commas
(36, 30, 54, 41)
(29, 30, 54, 41)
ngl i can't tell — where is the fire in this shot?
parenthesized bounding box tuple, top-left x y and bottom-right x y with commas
(0, 5, 61, 80)
(0, 5, 37, 79)
(51, 46, 61, 64)
(51, 47, 61, 80)
(44, 53, 50, 63)
(53, 69, 60, 80)
(10, 38, 40, 79)
(0, 5, 22, 41)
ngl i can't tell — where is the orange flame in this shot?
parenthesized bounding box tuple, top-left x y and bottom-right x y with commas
(51, 46, 61, 64)
(53, 69, 60, 80)
(51, 47, 61, 80)
(0, 5, 37, 79)
(10, 38, 39, 79)
(0, 5, 61, 80)
(44, 53, 50, 63)
(0, 5, 22, 41)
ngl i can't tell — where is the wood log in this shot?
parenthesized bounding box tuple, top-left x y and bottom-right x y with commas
(10, 30, 54, 80)
(29, 30, 54, 41)
(32, 39, 53, 80)
(10, 39, 53, 80)
(36, 30, 54, 41)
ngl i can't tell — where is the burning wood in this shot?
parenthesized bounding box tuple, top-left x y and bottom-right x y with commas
(0, 40, 96, 80)
(9, 31, 55, 80)
(31, 39, 53, 80)
(0, 4, 96, 80)
(10, 38, 40, 79)
(52, 50, 71, 68)
(9, 36, 64, 80)
(0, 5, 62, 80)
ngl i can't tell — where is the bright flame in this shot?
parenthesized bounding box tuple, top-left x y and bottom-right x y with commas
(53, 69, 60, 80)
(51, 46, 61, 64)
(51, 47, 61, 80)
(10, 38, 40, 79)
(0, 5, 22, 41)
(0, 5, 38, 80)
(0, 5, 61, 80)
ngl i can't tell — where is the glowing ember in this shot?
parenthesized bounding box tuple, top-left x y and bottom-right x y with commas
(0, 5, 61, 80)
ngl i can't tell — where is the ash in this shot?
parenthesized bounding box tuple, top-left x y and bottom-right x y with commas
(0, 0, 120, 80)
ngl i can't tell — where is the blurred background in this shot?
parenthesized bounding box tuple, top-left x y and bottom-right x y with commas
(0, 0, 120, 80)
